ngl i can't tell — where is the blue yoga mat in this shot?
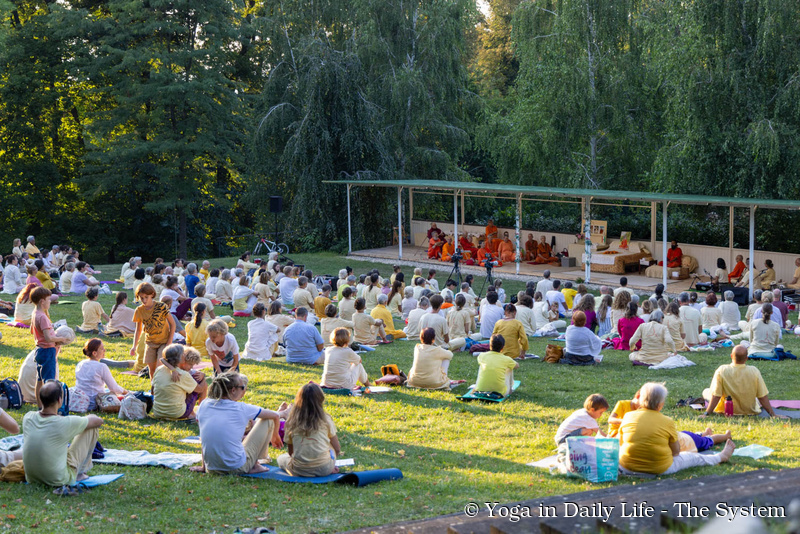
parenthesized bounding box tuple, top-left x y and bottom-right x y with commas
(244, 466, 402, 486)
(458, 380, 521, 402)
(74, 473, 125, 488)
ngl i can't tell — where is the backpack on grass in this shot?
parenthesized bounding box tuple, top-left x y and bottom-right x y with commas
(0, 379, 22, 409)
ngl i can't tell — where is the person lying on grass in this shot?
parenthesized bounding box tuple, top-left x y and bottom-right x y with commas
(152, 345, 207, 421)
(23, 380, 103, 487)
(701, 344, 786, 418)
(277, 382, 341, 477)
(192, 371, 287, 475)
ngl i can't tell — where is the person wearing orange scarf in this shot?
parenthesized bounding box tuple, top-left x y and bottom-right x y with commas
(440, 236, 455, 262)
(497, 232, 516, 263)
(535, 235, 560, 264)
(524, 234, 538, 261)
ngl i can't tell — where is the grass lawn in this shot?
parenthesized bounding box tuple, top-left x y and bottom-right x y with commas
(0, 252, 798, 533)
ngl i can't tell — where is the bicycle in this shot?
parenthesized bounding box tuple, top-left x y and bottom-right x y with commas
(253, 235, 289, 257)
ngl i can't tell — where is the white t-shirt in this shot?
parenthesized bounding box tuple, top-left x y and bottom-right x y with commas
(161, 289, 181, 313)
(554, 408, 598, 444)
(75, 359, 124, 398)
(479, 303, 504, 339)
(546, 290, 568, 315)
(279, 277, 299, 305)
(244, 318, 279, 361)
(206, 333, 240, 359)
(206, 277, 219, 295)
(197, 399, 262, 471)
(536, 279, 554, 296)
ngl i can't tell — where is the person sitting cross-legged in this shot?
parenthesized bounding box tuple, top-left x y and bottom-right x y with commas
(320, 328, 370, 390)
(628, 310, 675, 366)
(491, 303, 528, 359)
(407, 327, 454, 390)
(474, 334, 519, 397)
(701, 345, 785, 418)
(283, 307, 325, 365)
(152, 345, 208, 421)
(370, 294, 407, 340)
(193, 372, 288, 475)
(23, 380, 104, 487)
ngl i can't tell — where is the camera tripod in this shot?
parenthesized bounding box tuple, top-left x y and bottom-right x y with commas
(476, 259, 496, 299)
(447, 256, 463, 287)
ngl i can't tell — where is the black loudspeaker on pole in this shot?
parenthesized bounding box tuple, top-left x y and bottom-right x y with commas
(269, 196, 283, 244)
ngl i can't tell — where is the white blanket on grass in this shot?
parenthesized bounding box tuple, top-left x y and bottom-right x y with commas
(94, 449, 202, 470)
(648, 355, 696, 370)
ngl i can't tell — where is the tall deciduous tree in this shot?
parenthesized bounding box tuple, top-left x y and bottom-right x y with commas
(481, 0, 661, 190)
(69, 0, 248, 258)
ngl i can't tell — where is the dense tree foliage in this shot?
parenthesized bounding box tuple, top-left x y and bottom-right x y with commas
(1, 0, 800, 259)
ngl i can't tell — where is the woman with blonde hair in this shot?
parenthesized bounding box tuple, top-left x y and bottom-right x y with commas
(194, 371, 288, 475)
(320, 328, 370, 390)
(277, 383, 341, 477)
(610, 291, 632, 335)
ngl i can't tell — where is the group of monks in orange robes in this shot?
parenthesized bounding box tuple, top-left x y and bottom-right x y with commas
(426, 221, 560, 266)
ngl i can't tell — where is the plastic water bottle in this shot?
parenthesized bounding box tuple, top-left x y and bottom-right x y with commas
(724, 396, 734, 417)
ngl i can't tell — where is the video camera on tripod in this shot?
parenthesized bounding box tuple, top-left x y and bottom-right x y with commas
(484, 253, 499, 268)
(450, 250, 464, 264)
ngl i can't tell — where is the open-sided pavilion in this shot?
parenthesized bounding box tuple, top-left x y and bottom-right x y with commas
(327, 179, 800, 298)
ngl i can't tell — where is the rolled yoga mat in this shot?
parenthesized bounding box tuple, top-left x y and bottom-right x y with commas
(244, 466, 403, 486)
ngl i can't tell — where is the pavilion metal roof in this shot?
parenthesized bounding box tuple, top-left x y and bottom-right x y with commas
(324, 179, 800, 210)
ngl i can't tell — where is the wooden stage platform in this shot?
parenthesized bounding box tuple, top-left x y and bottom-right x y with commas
(349, 245, 697, 294)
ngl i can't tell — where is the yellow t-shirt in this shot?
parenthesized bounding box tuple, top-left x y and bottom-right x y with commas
(320, 317, 354, 347)
(151, 367, 198, 420)
(314, 296, 332, 318)
(293, 288, 314, 312)
(36, 271, 55, 290)
(352, 311, 378, 344)
(710, 363, 769, 415)
(284, 414, 337, 477)
(475, 351, 517, 394)
(407, 344, 453, 389)
(370, 305, 395, 332)
(607, 400, 634, 438)
(561, 288, 578, 310)
(185, 318, 210, 355)
(492, 319, 528, 358)
(133, 302, 173, 345)
(618, 409, 677, 474)
(81, 300, 105, 330)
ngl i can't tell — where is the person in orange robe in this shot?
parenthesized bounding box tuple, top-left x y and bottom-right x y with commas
(485, 220, 499, 252)
(477, 241, 502, 267)
(428, 235, 444, 259)
(459, 235, 477, 259)
(440, 235, 455, 262)
(524, 233, 538, 261)
(535, 235, 560, 264)
(728, 255, 746, 283)
(666, 240, 682, 268)
(497, 232, 516, 263)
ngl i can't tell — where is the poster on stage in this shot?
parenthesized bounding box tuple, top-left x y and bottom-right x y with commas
(582, 220, 608, 245)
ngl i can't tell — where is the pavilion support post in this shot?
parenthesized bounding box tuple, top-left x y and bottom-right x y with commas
(347, 184, 352, 254)
(729, 205, 734, 266)
(650, 202, 657, 256)
(461, 190, 465, 226)
(749, 206, 755, 299)
(662, 201, 668, 290)
(516, 193, 522, 275)
(584, 197, 592, 282)
(453, 191, 459, 246)
(397, 187, 403, 260)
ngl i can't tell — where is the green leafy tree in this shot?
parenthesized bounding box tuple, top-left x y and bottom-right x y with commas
(68, 0, 248, 258)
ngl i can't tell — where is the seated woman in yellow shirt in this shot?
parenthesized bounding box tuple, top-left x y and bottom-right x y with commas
(370, 294, 406, 339)
(618, 382, 735, 476)
(34, 260, 56, 291)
